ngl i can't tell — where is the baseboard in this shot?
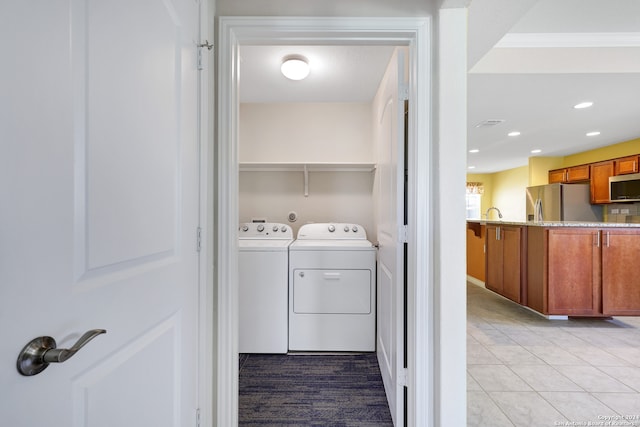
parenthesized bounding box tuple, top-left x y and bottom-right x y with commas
(466, 275, 485, 288)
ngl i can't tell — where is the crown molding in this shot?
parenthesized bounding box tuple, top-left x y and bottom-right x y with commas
(496, 32, 640, 48)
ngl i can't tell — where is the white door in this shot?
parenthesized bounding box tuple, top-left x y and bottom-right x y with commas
(1, 1, 201, 426)
(375, 48, 407, 427)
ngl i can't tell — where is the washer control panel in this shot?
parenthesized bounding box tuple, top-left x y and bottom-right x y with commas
(296, 223, 367, 240)
(238, 222, 293, 239)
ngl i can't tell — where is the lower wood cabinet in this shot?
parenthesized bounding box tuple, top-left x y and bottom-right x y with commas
(602, 229, 640, 315)
(528, 227, 640, 316)
(485, 224, 525, 304)
(547, 228, 601, 316)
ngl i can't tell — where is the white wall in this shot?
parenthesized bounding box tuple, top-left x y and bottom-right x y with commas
(435, 7, 468, 427)
(239, 103, 376, 236)
(240, 103, 373, 163)
(239, 171, 375, 236)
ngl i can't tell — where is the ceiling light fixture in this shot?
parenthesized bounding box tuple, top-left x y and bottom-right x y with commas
(508, 131, 521, 137)
(586, 131, 601, 137)
(469, 149, 479, 153)
(574, 102, 593, 109)
(468, 166, 476, 170)
(281, 55, 310, 81)
(531, 149, 542, 154)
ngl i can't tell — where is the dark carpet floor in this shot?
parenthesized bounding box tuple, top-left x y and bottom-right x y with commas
(239, 353, 394, 426)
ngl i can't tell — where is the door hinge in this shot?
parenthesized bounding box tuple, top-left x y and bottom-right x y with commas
(398, 224, 408, 244)
(398, 367, 409, 387)
(196, 227, 202, 252)
(197, 40, 214, 70)
(196, 408, 201, 427)
(399, 85, 409, 101)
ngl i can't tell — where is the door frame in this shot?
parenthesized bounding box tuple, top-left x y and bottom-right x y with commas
(216, 16, 433, 426)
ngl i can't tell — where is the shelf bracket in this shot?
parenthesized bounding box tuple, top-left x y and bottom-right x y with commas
(303, 164, 309, 197)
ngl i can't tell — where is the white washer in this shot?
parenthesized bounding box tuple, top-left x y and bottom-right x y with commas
(288, 223, 376, 352)
(238, 222, 293, 354)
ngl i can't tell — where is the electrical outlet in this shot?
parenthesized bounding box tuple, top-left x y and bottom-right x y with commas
(621, 209, 630, 215)
(611, 209, 620, 214)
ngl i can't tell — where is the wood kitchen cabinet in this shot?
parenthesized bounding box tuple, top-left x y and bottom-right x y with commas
(548, 164, 590, 184)
(601, 229, 640, 315)
(590, 160, 614, 204)
(547, 228, 601, 316)
(614, 155, 639, 175)
(485, 224, 526, 304)
(528, 226, 640, 317)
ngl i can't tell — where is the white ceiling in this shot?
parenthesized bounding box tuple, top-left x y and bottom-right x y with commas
(238, 0, 640, 173)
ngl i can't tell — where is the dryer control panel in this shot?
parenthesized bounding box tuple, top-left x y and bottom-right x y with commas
(238, 222, 293, 239)
(296, 223, 367, 240)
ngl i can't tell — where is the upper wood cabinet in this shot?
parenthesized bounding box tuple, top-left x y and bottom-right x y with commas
(614, 155, 639, 175)
(548, 164, 590, 183)
(590, 160, 614, 204)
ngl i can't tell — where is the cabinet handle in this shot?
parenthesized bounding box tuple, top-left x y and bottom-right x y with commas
(596, 232, 600, 247)
(495, 226, 501, 241)
(606, 231, 610, 247)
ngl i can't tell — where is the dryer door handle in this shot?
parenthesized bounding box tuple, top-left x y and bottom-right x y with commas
(323, 272, 341, 280)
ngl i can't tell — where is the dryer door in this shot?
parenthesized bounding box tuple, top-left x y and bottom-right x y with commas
(292, 269, 371, 314)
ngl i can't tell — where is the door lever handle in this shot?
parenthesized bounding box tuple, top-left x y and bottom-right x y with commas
(17, 329, 106, 376)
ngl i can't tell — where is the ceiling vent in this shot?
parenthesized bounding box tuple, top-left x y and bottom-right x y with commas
(475, 119, 505, 128)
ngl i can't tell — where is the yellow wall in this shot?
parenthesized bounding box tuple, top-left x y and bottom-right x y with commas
(562, 138, 640, 167)
(529, 156, 563, 186)
(492, 166, 529, 221)
(467, 166, 528, 221)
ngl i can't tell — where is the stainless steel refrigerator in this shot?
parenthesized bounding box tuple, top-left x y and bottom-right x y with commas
(526, 183, 603, 222)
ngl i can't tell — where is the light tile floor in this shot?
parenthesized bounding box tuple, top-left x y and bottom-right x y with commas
(467, 282, 640, 427)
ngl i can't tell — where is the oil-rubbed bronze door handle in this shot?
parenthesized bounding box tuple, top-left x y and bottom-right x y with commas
(16, 329, 106, 376)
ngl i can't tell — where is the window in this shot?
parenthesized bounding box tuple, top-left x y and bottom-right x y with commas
(466, 182, 484, 219)
(466, 193, 481, 219)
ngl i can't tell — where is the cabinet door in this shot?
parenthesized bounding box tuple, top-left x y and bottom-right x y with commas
(547, 228, 601, 315)
(602, 229, 640, 315)
(501, 226, 523, 303)
(590, 161, 614, 204)
(485, 225, 503, 294)
(548, 169, 566, 184)
(614, 155, 639, 175)
(567, 164, 590, 182)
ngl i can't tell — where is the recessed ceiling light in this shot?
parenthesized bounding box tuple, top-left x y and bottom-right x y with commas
(469, 149, 479, 153)
(574, 102, 593, 109)
(281, 55, 310, 80)
(508, 131, 521, 137)
(468, 166, 476, 170)
(531, 149, 542, 154)
(586, 131, 601, 137)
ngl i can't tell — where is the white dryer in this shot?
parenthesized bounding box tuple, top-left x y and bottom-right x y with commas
(238, 222, 293, 354)
(288, 223, 376, 352)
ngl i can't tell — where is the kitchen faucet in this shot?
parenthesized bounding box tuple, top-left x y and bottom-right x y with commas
(485, 207, 503, 220)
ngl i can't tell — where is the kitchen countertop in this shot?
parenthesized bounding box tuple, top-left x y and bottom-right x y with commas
(467, 219, 640, 228)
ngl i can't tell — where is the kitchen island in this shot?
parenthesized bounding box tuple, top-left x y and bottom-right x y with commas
(467, 220, 640, 318)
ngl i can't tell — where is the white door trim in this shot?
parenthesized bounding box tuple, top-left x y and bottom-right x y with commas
(216, 16, 433, 427)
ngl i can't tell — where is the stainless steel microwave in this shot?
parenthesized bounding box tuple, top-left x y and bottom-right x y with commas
(610, 172, 640, 202)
